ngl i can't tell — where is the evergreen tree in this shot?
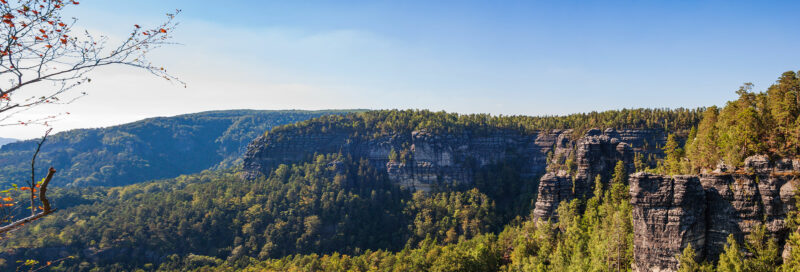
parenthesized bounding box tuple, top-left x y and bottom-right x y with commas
(743, 224, 780, 271)
(687, 106, 720, 171)
(676, 244, 712, 272)
(717, 234, 745, 272)
(661, 134, 684, 175)
(766, 71, 800, 156)
(716, 86, 762, 167)
(612, 160, 628, 185)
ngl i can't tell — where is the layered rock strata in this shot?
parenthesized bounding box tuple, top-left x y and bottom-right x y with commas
(630, 173, 706, 272)
(530, 170, 573, 221)
(630, 157, 800, 272)
(532, 128, 654, 222)
(243, 127, 666, 193)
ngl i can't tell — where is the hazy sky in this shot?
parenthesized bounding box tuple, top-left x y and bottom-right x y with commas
(5, 0, 800, 139)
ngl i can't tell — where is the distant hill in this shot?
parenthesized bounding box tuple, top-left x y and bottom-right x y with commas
(0, 137, 16, 147)
(0, 109, 363, 187)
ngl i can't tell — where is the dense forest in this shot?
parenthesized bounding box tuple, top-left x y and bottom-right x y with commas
(1, 71, 799, 271)
(0, 110, 358, 187)
(268, 107, 702, 139)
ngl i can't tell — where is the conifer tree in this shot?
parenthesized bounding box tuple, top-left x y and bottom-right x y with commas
(662, 134, 684, 175)
(743, 224, 780, 271)
(717, 234, 745, 272)
(767, 71, 800, 156)
(686, 107, 719, 171)
(676, 244, 712, 272)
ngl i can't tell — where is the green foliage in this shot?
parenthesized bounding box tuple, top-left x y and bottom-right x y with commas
(405, 189, 496, 245)
(743, 224, 780, 271)
(0, 155, 409, 270)
(195, 159, 637, 272)
(388, 148, 399, 162)
(717, 235, 746, 272)
(659, 133, 686, 175)
(0, 110, 358, 187)
(686, 71, 800, 170)
(676, 244, 713, 272)
(268, 108, 702, 140)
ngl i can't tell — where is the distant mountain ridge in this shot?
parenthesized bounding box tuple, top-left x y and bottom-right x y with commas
(0, 137, 16, 147)
(0, 109, 364, 187)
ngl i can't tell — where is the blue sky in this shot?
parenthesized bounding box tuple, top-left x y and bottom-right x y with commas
(6, 0, 800, 138)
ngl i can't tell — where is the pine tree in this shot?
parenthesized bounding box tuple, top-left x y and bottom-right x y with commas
(684, 126, 698, 173)
(686, 107, 719, 171)
(662, 134, 683, 175)
(717, 234, 745, 272)
(767, 71, 800, 156)
(743, 224, 780, 271)
(677, 244, 712, 272)
(612, 161, 628, 185)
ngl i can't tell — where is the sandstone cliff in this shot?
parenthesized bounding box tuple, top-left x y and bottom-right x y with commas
(243, 127, 666, 194)
(629, 157, 800, 272)
(532, 128, 664, 222)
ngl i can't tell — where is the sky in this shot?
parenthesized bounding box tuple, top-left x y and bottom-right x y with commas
(4, 0, 800, 139)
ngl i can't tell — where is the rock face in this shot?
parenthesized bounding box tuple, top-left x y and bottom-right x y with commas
(243, 129, 564, 190)
(630, 173, 706, 272)
(572, 128, 636, 199)
(243, 127, 667, 193)
(531, 170, 573, 221)
(630, 157, 800, 272)
(532, 128, 659, 222)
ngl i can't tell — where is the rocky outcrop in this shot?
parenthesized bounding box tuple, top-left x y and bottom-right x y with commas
(532, 128, 660, 222)
(630, 173, 706, 272)
(572, 128, 636, 199)
(243, 127, 667, 193)
(630, 157, 800, 272)
(531, 170, 573, 221)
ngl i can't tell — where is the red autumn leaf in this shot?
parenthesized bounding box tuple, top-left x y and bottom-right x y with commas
(45, 44, 52, 48)
(20, 187, 30, 191)
(159, 28, 167, 33)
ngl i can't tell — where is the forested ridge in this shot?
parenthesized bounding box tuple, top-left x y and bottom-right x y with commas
(2, 71, 800, 271)
(268, 107, 702, 139)
(0, 110, 359, 187)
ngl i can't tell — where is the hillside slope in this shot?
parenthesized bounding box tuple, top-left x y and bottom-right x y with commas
(0, 110, 360, 187)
